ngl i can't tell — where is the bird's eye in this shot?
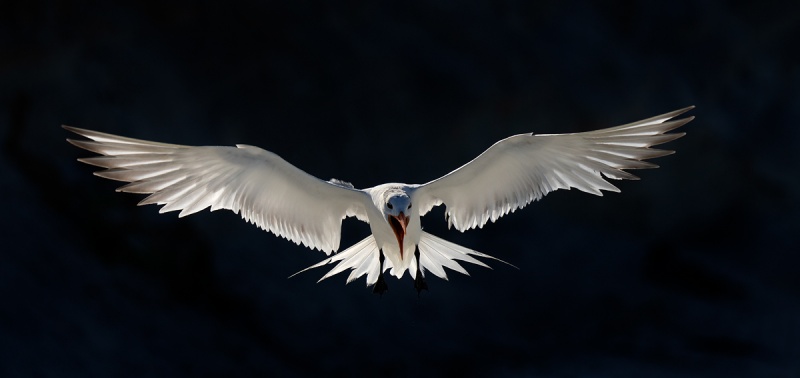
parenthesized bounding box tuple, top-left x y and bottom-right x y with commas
(387, 203, 393, 209)
(408, 202, 412, 209)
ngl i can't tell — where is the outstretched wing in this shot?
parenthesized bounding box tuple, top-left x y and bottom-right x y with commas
(64, 126, 371, 254)
(413, 106, 694, 231)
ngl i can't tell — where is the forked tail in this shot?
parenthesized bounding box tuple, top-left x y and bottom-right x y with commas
(290, 232, 515, 286)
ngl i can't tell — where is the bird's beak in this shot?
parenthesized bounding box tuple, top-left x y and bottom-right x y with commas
(388, 212, 409, 259)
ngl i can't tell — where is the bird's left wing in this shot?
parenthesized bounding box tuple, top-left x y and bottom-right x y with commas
(413, 106, 694, 231)
(64, 126, 371, 254)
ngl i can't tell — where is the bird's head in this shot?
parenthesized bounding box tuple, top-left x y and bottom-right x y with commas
(384, 194, 412, 259)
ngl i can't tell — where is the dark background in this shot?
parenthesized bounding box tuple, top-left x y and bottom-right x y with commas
(2, 0, 798, 376)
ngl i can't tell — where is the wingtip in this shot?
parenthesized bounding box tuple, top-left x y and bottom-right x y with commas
(672, 116, 694, 128)
(65, 138, 88, 150)
(62, 125, 86, 135)
(672, 106, 695, 118)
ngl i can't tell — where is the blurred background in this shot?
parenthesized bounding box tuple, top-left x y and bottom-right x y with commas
(1, 0, 798, 376)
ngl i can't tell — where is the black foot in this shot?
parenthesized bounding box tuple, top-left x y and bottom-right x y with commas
(373, 274, 388, 295)
(414, 269, 428, 295)
(414, 247, 428, 295)
(373, 249, 388, 296)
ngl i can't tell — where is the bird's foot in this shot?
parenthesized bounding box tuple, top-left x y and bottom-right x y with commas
(413, 246, 428, 296)
(373, 274, 388, 296)
(373, 249, 389, 296)
(414, 270, 428, 295)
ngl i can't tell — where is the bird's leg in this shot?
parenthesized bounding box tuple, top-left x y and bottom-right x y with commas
(373, 249, 389, 295)
(414, 246, 428, 295)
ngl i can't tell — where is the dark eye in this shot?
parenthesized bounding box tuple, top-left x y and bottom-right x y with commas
(408, 202, 412, 209)
(387, 203, 393, 209)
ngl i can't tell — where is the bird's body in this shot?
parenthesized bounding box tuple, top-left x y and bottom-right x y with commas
(363, 184, 419, 272)
(65, 106, 694, 293)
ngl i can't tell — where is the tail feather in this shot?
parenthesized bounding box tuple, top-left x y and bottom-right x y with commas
(291, 231, 515, 286)
(288, 235, 377, 282)
(319, 237, 377, 283)
(419, 240, 470, 277)
(417, 232, 516, 280)
(347, 246, 380, 284)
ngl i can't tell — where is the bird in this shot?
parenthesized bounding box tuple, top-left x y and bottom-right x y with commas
(64, 106, 694, 295)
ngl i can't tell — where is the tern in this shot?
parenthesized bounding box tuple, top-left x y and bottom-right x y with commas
(64, 106, 693, 294)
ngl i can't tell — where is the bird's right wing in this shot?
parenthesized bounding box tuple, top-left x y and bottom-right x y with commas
(64, 126, 371, 254)
(413, 106, 694, 231)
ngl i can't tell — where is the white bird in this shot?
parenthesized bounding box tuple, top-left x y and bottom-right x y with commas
(64, 106, 694, 294)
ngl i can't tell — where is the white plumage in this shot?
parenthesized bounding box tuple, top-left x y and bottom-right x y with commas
(65, 106, 694, 292)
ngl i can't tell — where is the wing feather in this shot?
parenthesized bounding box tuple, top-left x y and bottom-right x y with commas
(413, 106, 694, 231)
(64, 126, 371, 254)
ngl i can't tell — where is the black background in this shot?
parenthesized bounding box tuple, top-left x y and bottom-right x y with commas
(2, 1, 799, 376)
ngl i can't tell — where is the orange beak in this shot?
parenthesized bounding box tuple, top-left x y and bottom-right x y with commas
(388, 212, 409, 259)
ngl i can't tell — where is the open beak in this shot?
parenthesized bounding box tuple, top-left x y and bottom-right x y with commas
(388, 212, 409, 259)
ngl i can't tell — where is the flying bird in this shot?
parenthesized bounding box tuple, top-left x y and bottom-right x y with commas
(64, 106, 694, 294)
